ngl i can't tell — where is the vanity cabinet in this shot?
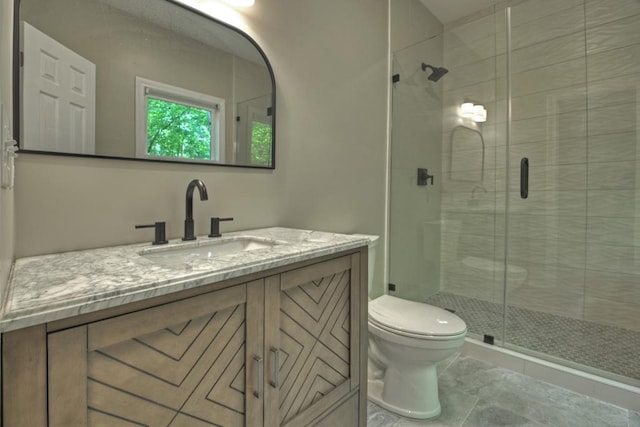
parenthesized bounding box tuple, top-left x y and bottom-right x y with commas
(2, 250, 366, 427)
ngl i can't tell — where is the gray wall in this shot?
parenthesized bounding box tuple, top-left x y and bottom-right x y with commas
(0, 0, 14, 305)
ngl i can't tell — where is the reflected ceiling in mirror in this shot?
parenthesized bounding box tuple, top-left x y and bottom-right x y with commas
(16, 0, 275, 168)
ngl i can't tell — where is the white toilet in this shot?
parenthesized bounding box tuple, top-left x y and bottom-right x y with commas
(362, 235, 467, 419)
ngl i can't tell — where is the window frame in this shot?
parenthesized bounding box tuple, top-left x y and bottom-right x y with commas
(135, 77, 225, 163)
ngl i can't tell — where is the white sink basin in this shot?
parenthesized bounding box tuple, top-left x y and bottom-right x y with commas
(140, 236, 281, 264)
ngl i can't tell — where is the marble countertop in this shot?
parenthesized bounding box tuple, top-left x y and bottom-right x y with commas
(0, 227, 371, 332)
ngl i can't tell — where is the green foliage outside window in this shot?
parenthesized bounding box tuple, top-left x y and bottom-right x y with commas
(146, 98, 214, 160)
(251, 121, 272, 166)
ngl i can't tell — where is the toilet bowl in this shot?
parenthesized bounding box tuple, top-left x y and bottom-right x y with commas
(354, 234, 468, 419)
(368, 295, 467, 419)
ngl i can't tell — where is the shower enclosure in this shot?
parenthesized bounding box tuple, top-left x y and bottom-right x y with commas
(389, 0, 640, 387)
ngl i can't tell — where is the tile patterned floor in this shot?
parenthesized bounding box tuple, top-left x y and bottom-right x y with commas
(423, 292, 640, 381)
(367, 354, 640, 427)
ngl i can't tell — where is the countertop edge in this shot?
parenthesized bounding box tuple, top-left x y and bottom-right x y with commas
(0, 233, 370, 333)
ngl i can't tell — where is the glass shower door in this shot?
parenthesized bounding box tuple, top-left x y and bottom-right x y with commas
(503, 0, 640, 386)
(387, 35, 445, 302)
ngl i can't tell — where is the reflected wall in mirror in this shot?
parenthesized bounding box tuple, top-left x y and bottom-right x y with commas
(16, 0, 275, 168)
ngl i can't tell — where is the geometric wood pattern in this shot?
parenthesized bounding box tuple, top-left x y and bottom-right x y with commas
(277, 269, 351, 425)
(87, 303, 247, 426)
(9, 252, 365, 427)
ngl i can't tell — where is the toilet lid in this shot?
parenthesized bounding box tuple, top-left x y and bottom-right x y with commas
(369, 295, 466, 337)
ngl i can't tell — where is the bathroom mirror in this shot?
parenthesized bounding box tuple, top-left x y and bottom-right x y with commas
(14, 0, 275, 168)
(449, 125, 484, 183)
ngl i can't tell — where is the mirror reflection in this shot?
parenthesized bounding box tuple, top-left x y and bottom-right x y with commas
(17, 0, 275, 168)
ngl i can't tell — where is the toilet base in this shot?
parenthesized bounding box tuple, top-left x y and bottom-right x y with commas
(367, 377, 442, 420)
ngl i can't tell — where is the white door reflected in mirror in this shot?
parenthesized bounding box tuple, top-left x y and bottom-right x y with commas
(21, 22, 96, 155)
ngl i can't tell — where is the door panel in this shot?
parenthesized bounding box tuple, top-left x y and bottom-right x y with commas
(266, 255, 358, 426)
(22, 21, 95, 154)
(48, 282, 263, 427)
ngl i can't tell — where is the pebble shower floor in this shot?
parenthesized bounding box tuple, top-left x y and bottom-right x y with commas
(424, 292, 640, 382)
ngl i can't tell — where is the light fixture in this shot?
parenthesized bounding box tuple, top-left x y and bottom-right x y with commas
(223, 0, 255, 7)
(459, 102, 487, 123)
(460, 102, 475, 118)
(472, 105, 487, 123)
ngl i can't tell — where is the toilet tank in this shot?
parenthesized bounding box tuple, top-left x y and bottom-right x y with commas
(352, 234, 379, 295)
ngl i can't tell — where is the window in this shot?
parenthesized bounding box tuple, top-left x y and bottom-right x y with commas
(136, 77, 225, 162)
(250, 120, 272, 166)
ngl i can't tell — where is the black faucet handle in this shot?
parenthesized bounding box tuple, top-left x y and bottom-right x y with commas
(135, 221, 169, 245)
(209, 217, 234, 238)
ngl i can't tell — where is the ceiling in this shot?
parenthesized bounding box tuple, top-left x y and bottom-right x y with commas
(419, 0, 500, 24)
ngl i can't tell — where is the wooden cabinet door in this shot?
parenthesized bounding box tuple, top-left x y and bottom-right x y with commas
(48, 281, 265, 427)
(264, 254, 361, 426)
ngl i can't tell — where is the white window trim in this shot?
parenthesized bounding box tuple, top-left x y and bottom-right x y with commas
(135, 77, 225, 162)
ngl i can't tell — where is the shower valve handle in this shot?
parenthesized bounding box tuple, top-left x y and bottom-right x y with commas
(417, 168, 434, 186)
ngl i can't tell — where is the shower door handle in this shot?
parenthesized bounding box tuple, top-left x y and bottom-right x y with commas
(520, 157, 529, 199)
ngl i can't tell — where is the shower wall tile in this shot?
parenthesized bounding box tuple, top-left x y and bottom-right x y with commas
(441, 231, 496, 261)
(508, 5, 585, 51)
(504, 137, 587, 167)
(442, 122, 498, 149)
(441, 264, 498, 302)
(508, 281, 585, 319)
(588, 103, 640, 137)
(588, 190, 640, 218)
(509, 109, 587, 145)
(441, 175, 498, 194)
(444, 79, 497, 107)
(441, 212, 496, 237)
(509, 190, 587, 216)
(512, 264, 585, 298)
(586, 13, 640, 55)
(585, 270, 640, 305)
(586, 243, 640, 275)
(584, 296, 640, 332)
(505, 214, 586, 242)
(506, 0, 584, 30)
(585, 0, 640, 28)
(496, 85, 587, 125)
(445, 33, 496, 69)
(511, 58, 586, 99)
(507, 236, 586, 270)
(587, 217, 640, 247)
(502, 163, 587, 192)
(587, 43, 640, 81)
(587, 73, 640, 109)
(444, 57, 497, 92)
(506, 32, 586, 77)
(443, 145, 497, 175)
(587, 161, 638, 191)
(441, 190, 499, 212)
(588, 132, 638, 164)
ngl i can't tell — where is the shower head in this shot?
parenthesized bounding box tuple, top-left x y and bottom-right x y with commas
(421, 63, 449, 82)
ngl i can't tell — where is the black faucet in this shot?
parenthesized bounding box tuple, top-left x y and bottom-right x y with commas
(183, 179, 209, 241)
